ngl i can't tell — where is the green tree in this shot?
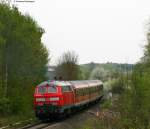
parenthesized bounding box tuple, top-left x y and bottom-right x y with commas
(55, 51, 80, 80)
(90, 67, 109, 81)
(116, 24, 150, 129)
(0, 3, 48, 115)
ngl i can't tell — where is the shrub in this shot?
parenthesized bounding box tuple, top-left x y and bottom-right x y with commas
(111, 79, 125, 94)
(0, 98, 10, 115)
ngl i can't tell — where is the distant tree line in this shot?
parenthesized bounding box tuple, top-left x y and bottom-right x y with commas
(80, 62, 133, 82)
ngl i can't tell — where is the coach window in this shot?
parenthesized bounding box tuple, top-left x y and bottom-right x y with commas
(92, 87, 94, 93)
(82, 88, 84, 95)
(89, 87, 91, 93)
(79, 89, 82, 96)
(90, 87, 93, 93)
(80, 89, 83, 96)
(80, 89, 82, 96)
(85, 88, 87, 94)
(93, 87, 95, 93)
(85, 88, 87, 95)
(78, 89, 81, 96)
(95, 87, 97, 92)
(81, 89, 83, 95)
(80, 89, 82, 95)
(76, 89, 79, 96)
(87, 88, 89, 94)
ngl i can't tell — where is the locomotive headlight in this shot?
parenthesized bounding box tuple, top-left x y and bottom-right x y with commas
(49, 97, 59, 101)
(36, 98, 45, 102)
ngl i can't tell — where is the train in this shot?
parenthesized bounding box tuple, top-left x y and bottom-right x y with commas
(34, 80, 103, 120)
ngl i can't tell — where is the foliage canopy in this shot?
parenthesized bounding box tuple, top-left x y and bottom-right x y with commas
(0, 3, 48, 115)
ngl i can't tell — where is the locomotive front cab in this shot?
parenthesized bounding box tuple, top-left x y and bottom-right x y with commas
(34, 81, 63, 119)
(34, 82, 62, 106)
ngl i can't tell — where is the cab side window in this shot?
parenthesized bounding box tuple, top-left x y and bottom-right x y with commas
(62, 86, 72, 92)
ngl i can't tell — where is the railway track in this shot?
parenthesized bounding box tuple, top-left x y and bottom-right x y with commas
(0, 120, 58, 129)
(0, 119, 37, 129)
(19, 122, 61, 129)
(0, 99, 105, 129)
(19, 101, 103, 129)
(17, 121, 49, 129)
(19, 122, 60, 129)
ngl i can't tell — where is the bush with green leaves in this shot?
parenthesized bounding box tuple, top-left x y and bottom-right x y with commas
(111, 79, 125, 94)
(0, 98, 10, 115)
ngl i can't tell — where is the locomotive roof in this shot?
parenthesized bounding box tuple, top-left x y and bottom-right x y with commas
(37, 80, 71, 87)
(37, 80, 102, 88)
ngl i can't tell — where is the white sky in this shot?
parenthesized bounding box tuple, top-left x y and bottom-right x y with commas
(12, 0, 150, 64)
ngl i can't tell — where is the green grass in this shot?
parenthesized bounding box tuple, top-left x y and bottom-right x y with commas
(101, 99, 112, 109)
(0, 111, 36, 128)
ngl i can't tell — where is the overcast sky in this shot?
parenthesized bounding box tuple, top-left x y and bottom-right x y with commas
(12, 0, 150, 64)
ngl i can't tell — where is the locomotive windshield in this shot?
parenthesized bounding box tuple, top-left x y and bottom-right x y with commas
(38, 86, 46, 94)
(37, 86, 57, 93)
(37, 80, 58, 93)
(48, 86, 57, 93)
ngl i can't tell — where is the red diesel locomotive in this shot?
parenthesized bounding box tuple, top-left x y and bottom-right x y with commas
(34, 80, 103, 120)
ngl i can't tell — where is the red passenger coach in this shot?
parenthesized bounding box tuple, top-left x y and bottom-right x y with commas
(34, 80, 103, 120)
